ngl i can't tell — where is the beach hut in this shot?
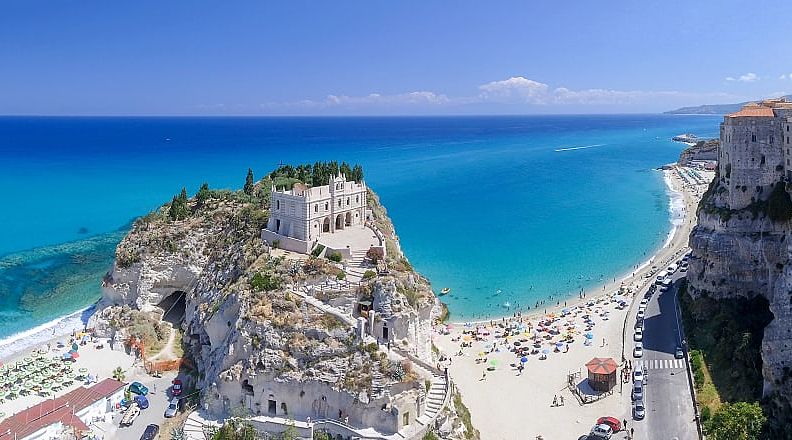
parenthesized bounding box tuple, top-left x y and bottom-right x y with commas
(585, 357, 618, 392)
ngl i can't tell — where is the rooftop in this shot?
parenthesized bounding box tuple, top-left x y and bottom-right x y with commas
(0, 378, 125, 439)
(726, 103, 775, 118)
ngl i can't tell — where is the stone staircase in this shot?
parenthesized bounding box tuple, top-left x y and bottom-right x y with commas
(345, 249, 370, 280)
(417, 373, 447, 426)
(371, 361, 387, 399)
(183, 410, 221, 440)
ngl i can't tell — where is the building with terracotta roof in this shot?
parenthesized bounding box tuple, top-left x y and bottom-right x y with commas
(0, 379, 126, 440)
(718, 98, 792, 210)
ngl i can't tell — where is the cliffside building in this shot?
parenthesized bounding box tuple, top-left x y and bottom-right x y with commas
(718, 98, 792, 210)
(262, 174, 367, 253)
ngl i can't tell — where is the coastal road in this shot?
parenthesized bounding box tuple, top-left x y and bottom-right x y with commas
(629, 270, 697, 440)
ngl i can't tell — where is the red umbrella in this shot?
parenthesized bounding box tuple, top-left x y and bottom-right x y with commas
(70, 351, 80, 360)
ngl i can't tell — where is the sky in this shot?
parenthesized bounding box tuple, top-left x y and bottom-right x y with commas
(1, 0, 791, 115)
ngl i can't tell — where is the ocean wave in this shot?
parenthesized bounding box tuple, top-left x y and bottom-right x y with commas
(0, 304, 96, 360)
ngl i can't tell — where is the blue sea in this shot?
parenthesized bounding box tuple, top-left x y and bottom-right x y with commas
(0, 115, 721, 351)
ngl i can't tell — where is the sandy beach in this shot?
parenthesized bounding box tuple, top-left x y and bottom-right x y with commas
(433, 166, 711, 439)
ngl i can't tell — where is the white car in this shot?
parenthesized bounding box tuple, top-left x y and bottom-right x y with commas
(164, 397, 180, 418)
(667, 263, 678, 273)
(639, 298, 648, 306)
(590, 423, 613, 439)
(634, 328, 643, 342)
(637, 310, 645, 319)
(633, 367, 644, 382)
(633, 342, 643, 358)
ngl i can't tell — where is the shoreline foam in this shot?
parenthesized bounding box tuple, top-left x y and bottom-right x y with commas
(0, 303, 96, 360)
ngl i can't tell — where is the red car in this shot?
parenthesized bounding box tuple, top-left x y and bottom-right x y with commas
(171, 379, 183, 396)
(597, 416, 622, 433)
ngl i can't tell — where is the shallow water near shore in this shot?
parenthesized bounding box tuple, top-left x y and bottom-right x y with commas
(0, 114, 721, 342)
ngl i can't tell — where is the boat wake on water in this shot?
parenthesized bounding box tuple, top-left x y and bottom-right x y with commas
(554, 144, 606, 152)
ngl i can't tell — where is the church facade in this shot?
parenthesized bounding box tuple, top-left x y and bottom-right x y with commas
(262, 174, 367, 253)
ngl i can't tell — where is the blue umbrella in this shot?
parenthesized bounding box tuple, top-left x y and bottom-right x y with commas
(562, 308, 570, 314)
(520, 356, 528, 363)
(555, 341, 565, 348)
(542, 348, 550, 354)
(585, 332, 594, 339)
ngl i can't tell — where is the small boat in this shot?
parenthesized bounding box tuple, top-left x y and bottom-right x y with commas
(440, 287, 451, 295)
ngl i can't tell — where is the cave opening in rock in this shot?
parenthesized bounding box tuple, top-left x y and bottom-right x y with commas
(157, 290, 187, 325)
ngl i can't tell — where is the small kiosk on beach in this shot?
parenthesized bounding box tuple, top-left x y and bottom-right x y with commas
(585, 357, 618, 392)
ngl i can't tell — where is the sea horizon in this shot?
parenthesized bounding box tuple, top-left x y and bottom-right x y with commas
(0, 113, 721, 354)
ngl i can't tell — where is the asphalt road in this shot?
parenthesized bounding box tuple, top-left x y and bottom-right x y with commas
(628, 270, 698, 440)
(102, 372, 179, 440)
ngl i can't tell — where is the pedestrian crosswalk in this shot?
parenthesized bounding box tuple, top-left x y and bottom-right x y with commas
(635, 358, 686, 370)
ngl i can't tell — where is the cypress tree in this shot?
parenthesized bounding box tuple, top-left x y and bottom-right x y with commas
(244, 168, 255, 195)
(196, 182, 210, 208)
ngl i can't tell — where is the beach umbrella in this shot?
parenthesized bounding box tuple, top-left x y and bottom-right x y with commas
(78, 367, 88, 374)
(542, 348, 550, 355)
(585, 332, 594, 339)
(41, 383, 51, 389)
(520, 356, 528, 363)
(555, 341, 565, 348)
(71, 343, 78, 351)
(70, 352, 79, 360)
(489, 359, 498, 367)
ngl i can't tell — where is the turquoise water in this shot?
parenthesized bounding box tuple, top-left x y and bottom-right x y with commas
(0, 115, 721, 342)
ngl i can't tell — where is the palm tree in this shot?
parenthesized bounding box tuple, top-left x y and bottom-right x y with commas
(112, 366, 125, 382)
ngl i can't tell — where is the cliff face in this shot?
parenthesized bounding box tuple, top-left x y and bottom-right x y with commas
(92, 180, 462, 437)
(688, 169, 792, 424)
(678, 139, 719, 166)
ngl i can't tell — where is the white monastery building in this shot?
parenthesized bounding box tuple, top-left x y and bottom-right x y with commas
(262, 174, 367, 253)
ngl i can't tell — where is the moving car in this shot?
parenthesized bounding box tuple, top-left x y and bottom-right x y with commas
(129, 382, 149, 396)
(633, 342, 643, 358)
(590, 423, 613, 439)
(675, 345, 685, 359)
(140, 424, 160, 440)
(164, 398, 180, 418)
(633, 398, 646, 420)
(171, 379, 183, 396)
(633, 327, 643, 342)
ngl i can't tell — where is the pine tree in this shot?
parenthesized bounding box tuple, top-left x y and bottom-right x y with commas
(352, 164, 364, 182)
(196, 182, 210, 208)
(340, 161, 352, 179)
(244, 168, 255, 195)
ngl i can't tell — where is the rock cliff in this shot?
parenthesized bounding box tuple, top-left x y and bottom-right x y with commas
(92, 176, 470, 439)
(688, 167, 792, 429)
(678, 139, 719, 166)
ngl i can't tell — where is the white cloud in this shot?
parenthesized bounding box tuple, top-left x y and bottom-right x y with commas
(726, 72, 759, 82)
(780, 74, 792, 80)
(478, 77, 550, 103)
(258, 75, 739, 114)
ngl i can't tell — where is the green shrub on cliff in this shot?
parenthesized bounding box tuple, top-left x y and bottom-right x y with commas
(705, 401, 766, 440)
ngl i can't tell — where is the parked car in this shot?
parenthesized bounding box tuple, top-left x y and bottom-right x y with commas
(636, 310, 645, 320)
(634, 318, 644, 330)
(633, 367, 644, 383)
(633, 342, 643, 358)
(164, 398, 180, 418)
(634, 328, 643, 342)
(675, 345, 685, 359)
(639, 298, 648, 306)
(171, 379, 183, 396)
(631, 381, 643, 401)
(129, 382, 149, 396)
(134, 394, 149, 410)
(633, 398, 646, 420)
(596, 416, 622, 432)
(140, 424, 160, 440)
(590, 423, 613, 439)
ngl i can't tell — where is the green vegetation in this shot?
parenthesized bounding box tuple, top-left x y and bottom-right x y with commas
(422, 432, 440, 440)
(251, 272, 281, 292)
(453, 391, 480, 440)
(313, 432, 332, 440)
(679, 280, 776, 436)
(269, 160, 364, 186)
(327, 251, 342, 263)
(705, 402, 766, 440)
(195, 182, 210, 208)
(336, 271, 346, 280)
(206, 417, 258, 440)
(168, 187, 190, 221)
(311, 244, 325, 257)
(243, 168, 255, 195)
(112, 366, 125, 382)
(362, 270, 377, 280)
